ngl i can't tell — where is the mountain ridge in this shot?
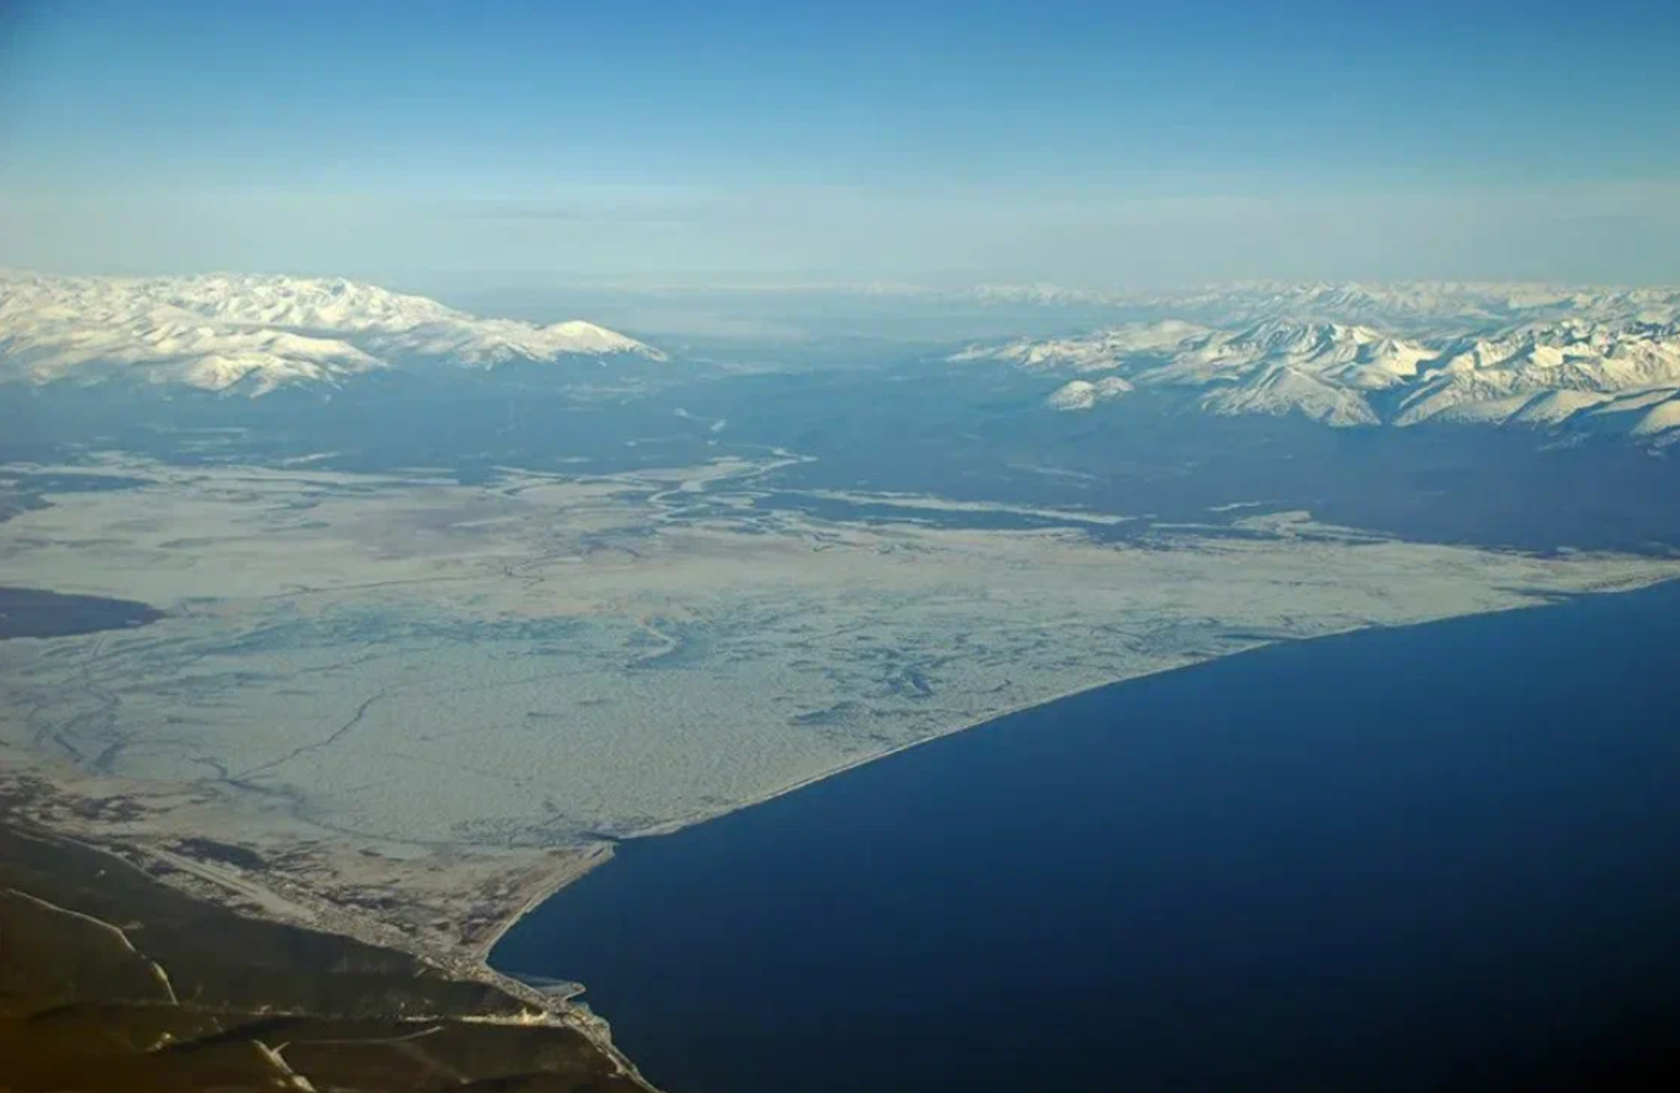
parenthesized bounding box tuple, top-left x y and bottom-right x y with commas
(0, 272, 665, 395)
(957, 303, 1680, 442)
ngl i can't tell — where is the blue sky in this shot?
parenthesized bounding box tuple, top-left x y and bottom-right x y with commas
(2, 0, 1678, 288)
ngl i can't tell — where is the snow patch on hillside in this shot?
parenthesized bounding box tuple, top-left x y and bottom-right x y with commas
(1047, 376, 1133, 410)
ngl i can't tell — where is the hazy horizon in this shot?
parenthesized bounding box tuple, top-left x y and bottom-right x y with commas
(4, 0, 1679, 290)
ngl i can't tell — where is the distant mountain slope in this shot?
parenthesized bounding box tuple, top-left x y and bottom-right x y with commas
(949, 321, 1210, 373)
(945, 281, 1680, 334)
(0, 272, 665, 395)
(1047, 375, 1133, 410)
(954, 299, 1680, 443)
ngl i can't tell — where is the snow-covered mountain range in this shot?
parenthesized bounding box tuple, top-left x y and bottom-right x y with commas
(953, 299, 1680, 443)
(6, 271, 1679, 443)
(0, 272, 664, 395)
(944, 281, 1680, 334)
(776, 280, 1680, 336)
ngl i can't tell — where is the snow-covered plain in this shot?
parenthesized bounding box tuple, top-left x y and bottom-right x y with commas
(3, 454, 1675, 849)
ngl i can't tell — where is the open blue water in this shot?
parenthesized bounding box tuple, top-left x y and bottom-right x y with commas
(493, 582, 1680, 1092)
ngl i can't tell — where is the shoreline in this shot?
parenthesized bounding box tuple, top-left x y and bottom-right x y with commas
(473, 570, 1680, 980)
(0, 820, 666, 1093)
(474, 839, 617, 963)
(124, 828, 662, 1091)
(461, 573, 1680, 1093)
(9, 573, 1679, 1092)
(581, 589, 1604, 845)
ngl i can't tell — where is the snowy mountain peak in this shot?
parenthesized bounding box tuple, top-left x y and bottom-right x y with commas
(1394, 318, 1680, 429)
(1047, 376, 1133, 411)
(951, 321, 1210, 373)
(958, 305, 1680, 442)
(0, 272, 665, 395)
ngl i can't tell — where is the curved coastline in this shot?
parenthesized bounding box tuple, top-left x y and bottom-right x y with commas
(480, 584, 1680, 1093)
(476, 582, 1659, 1045)
(481, 586, 1595, 960)
(11, 573, 1680, 1092)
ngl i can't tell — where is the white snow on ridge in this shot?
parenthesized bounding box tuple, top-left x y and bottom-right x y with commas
(933, 280, 1680, 341)
(953, 321, 1209, 373)
(1164, 321, 1433, 427)
(1047, 376, 1133, 411)
(955, 306, 1680, 440)
(0, 272, 664, 394)
(1629, 396, 1680, 439)
(961, 319, 1435, 427)
(1199, 367, 1381, 428)
(368, 316, 652, 367)
(9, 269, 1679, 442)
(1394, 319, 1680, 426)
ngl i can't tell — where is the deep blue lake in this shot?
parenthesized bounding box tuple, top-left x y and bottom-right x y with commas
(493, 581, 1680, 1093)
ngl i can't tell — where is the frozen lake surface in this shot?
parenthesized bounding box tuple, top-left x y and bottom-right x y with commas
(495, 580, 1680, 1093)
